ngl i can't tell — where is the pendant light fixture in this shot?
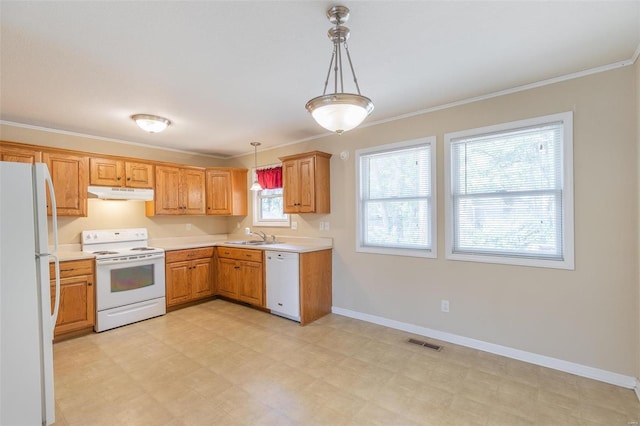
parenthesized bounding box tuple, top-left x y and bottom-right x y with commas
(305, 5, 374, 135)
(131, 114, 171, 133)
(250, 142, 263, 191)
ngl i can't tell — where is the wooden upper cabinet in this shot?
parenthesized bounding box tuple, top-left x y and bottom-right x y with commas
(205, 168, 248, 216)
(153, 165, 205, 215)
(279, 151, 331, 214)
(43, 151, 88, 217)
(89, 157, 154, 189)
(0, 144, 42, 164)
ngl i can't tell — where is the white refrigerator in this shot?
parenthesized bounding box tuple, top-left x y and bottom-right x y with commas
(0, 161, 60, 426)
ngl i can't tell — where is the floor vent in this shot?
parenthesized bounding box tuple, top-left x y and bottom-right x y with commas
(407, 338, 442, 351)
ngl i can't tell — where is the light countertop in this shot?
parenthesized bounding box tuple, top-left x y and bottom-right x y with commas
(50, 235, 333, 261)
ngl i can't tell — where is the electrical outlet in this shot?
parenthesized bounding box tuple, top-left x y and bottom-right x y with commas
(291, 221, 298, 230)
(186, 223, 192, 231)
(441, 300, 450, 313)
(319, 222, 325, 231)
(324, 222, 330, 231)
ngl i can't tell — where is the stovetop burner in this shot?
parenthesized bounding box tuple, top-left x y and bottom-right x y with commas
(82, 228, 165, 260)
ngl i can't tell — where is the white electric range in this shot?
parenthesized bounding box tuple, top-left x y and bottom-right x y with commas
(82, 228, 166, 332)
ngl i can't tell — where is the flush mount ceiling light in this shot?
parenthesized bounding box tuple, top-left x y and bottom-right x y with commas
(305, 5, 374, 135)
(131, 114, 171, 133)
(250, 142, 263, 191)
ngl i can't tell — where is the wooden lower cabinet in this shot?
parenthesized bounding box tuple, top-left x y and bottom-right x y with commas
(165, 247, 215, 308)
(216, 247, 264, 307)
(49, 259, 95, 339)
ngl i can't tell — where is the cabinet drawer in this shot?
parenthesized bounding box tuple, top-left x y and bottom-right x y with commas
(165, 247, 214, 263)
(50, 259, 94, 279)
(217, 247, 263, 262)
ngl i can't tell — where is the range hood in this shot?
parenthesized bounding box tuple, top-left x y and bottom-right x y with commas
(87, 186, 154, 201)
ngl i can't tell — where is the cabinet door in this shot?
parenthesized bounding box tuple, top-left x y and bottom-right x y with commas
(50, 275, 94, 336)
(0, 146, 42, 163)
(182, 168, 206, 215)
(155, 166, 183, 215)
(282, 160, 300, 213)
(216, 258, 238, 298)
(89, 157, 124, 186)
(237, 261, 263, 306)
(125, 162, 154, 188)
(191, 258, 214, 299)
(297, 157, 316, 213)
(206, 169, 232, 215)
(43, 152, 88, 216)
(166, 261, 192, 307)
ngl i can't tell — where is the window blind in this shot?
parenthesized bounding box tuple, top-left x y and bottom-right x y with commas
(450, 122, 564, 259)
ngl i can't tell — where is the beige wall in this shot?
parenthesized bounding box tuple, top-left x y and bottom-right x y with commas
(234, 66, 639, 377)
(2, 64, 638, 377)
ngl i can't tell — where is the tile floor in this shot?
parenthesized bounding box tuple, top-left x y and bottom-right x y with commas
(53, 299, 640, 425)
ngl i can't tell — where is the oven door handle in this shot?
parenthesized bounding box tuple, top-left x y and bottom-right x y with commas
(96, 254, 165, 266)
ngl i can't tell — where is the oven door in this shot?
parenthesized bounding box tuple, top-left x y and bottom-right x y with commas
(96, 254, 165, 311)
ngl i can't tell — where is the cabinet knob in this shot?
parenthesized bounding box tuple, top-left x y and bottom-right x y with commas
(117, 176, 122, 180)
(234, 266, 240, 270)
(87, 282, 92, 286)
(127, 177, 131, 181)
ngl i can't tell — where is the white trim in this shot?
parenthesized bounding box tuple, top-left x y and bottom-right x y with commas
(331, 306, 638, 390)
(356, 59, 634, 131)
(355, 137, 437, 259)
(443, 111, 574, 270)
(635, 381, 640, 402)
(0, 120, 224, 159)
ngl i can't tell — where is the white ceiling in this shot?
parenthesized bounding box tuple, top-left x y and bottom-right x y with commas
(1, 1, 639, 158)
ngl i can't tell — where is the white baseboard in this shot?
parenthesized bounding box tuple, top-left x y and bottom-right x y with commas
(331, 306, 638, 391)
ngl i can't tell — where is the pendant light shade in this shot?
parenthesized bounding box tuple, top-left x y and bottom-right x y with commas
(306, 93, 374, 134)
(305, 6, 374, 134)
(131, 114, 171, 133)
(250, 142, 263, 191)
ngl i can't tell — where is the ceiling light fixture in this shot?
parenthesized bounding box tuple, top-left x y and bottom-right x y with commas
(250, 142, 263, 191)
(305, 5, 374, 135)
(131, 114, 171, 133)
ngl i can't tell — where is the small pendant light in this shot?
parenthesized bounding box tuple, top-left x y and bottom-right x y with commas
(250, 142, 263, 191)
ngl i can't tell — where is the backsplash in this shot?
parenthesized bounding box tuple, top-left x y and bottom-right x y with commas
(52, 199, 228, 244)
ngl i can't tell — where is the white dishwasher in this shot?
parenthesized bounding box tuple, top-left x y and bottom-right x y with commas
(266, 251, 300, 322)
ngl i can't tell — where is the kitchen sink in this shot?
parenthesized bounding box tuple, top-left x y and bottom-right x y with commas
(224, 240, 277, 246)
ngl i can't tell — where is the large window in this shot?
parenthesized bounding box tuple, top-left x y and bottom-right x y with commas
(444, 112, 574, 269)
(252, 166, 289, 227)
(356, 137, 436, 258)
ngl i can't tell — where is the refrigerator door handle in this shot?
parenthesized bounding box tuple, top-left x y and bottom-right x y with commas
(49, 253, 61, 329)
(43, 167, 58, 252)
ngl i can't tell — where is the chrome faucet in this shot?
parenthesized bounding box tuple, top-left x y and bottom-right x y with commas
(245, 227, 268, 242)
(252, 230, 268, 242)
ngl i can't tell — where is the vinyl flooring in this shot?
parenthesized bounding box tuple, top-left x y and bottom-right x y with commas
(52, 299, 640, 425)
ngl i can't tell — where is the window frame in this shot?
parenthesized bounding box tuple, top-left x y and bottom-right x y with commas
(355, 137, 437, 258)
(251, 166, 290, 228)
(444, 111, 574, 270)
